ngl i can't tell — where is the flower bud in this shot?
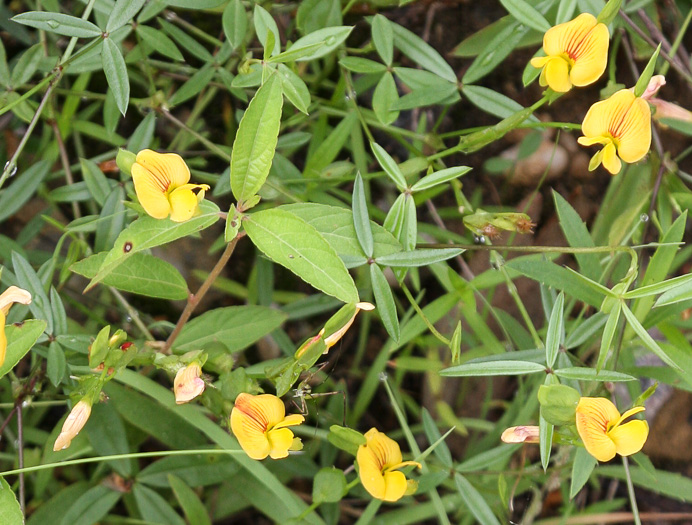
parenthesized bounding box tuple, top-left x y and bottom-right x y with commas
(501, 425, 540, 444)
(53, 400, 92, 451)
(174, 363, 205, 404)
(116, 149, 136, 176)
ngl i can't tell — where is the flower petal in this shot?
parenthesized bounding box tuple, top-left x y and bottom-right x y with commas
(173, 363, 205, 404)
(53, 400, 92, 452)
(169, 186, 200, 223)
(364, 428, 403, 469)
(0, 286, 32, 315)
(543, 13, 598, 58)
(273, 413, 305, 429)
(382, 470, 408, 502)
(268, 427, 296, 459)
(530, 56, 551, 69)
(234, 393, 286, 429)
(615, 98, 651, 163)
(569, 23, 609, 87)
(581, 91, 630, 139)
(0, 310, 6, 368)
(543, 57, 572, 93)
(357, 443, 386, 500)
(610, 419, 649, 457)
(230, 409, 271, 460)
(135, 149, 190, 188)
(602, 142, 621, 175)
(131, 163, 172, 219)
(576, 397, 620, 462)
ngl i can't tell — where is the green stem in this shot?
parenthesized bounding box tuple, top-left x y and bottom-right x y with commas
(660, 8, 692, 77)
(0, 449, 245, 477)
(418, 242, 671, 254)
(499, 260, 543, 348)
(401, 283, 450, 346)
(62, 0, 98, 62)
(622, 456, 642, 525)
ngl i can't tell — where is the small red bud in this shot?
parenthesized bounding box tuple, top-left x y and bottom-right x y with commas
(120, 342, 133, 351)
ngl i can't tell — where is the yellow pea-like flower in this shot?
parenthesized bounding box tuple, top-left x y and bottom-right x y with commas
(575, 397, 649, 462)
(230, 393, 304, 460)
(577, 89, 652, 175)
(131, 149, 210, 222)
(356, 428, 421, 502)
(0, 286, 32, 368)
(530, 13, 609, 92)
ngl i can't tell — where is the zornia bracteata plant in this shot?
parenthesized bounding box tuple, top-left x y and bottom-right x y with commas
(1, 0, 691, 522)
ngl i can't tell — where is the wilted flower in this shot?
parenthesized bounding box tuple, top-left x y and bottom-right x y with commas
(323, 302, 375, 348)
(530, 13, 609, 92)
(501, 425, 540, 444)
(357, 428, 421, 502)
(131, 149, 210, 222)
(578, 89, 652, 174)
(0, 286, 32, 367)
(637, 75, 666, 101)
(230, 393, 304, 460)
(575, 397, 649, 462)
(174, 363, 205, 404)
(53, 399, 92, 451)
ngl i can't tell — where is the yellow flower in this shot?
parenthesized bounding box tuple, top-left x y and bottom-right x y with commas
(230, 393, 304, 460)
(53, 399, 92, 451)
(530, 13, 609, 92)
(501, 425, 540, 444)
(0, 286, 32, 367)
(577, 89, 652, 174)
(174, 363, 205, 404)
(575, 397, 649, 462)
(131, 149, 210, 222)
(356, 428, 421, 502)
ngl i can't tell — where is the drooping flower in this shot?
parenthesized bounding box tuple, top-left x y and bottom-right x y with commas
(174, 363, 205, 404)
(356, 428, 421, 502)
(577, 89, 652, 174)
(53, 399, 92, 451)
(230, 393, 304, 460)
(501, 425, 540, 444)
(0, 286, 32, 367)
(131, 149, 210, 222)
(530, 13, 609, 92)
(575, 397, 649, 462)
(323, 302, 375, 348)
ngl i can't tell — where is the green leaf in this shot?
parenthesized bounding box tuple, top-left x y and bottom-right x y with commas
(86, 402, 133, 477)
(303, 113, 357, 177)
(244, 208, 359, 303)
(282, 203, 401, 262)
(137, 453, 240, 488)
(462, 85, 539, 122)
(169, 66, 216, 106)
(339, 56, 387, 74)
(101, 37, 129, 115)
(46, 341, 66, 386)
(634, 44, 661, 98)
(372, 71, 399, 125)
(71, 252, 188, 300)
(268, 42, 325, 63)
(107, 0, 147, 32)
(621, 303, 681, 370)
(654, 277, 692, 306)
(277, 63, 310, 114)
(463, 21, 524, 84)
(410, 166, 471, 192)
(0, 39, 10, 88)
(597, 465, 692, 502)
(174, 305, 287, 353)
(499, 0, 551, 32)
(0, 320, 45, 379)
(165, 0, 226, 7)
(545, 292, 564, 368)
(376, 248, 463, 267)
(371, 142, 407, 190)
(0, 477, 23, 525)
(223, 0, 247, 50)
(597, 301, 621, 371)
(12, 12, 102, 38)
(440, 360, 545, 377)
(230, 73, 283, 204)
(553, 191, 601, 281)
(80, 158, 111, 206)
(540, 412, 553, 471)
(159, 18, 213, 62)
(392, 84, 459, 110)
(553, 367, 636, 382)
(327, 424, 365, 455)
(289, 26, 353, 61)
(626, 274, 692, 300)
(454, 474, 501, 525)
(391, 22, 456, 82)
(352, 172, 374, 257)
(59, 485, 122, 525)
(86, 200, 220, 290)
(570, 447, 597, 499)
(134, 483, 186, 525)
(10, 43, 43, 87)
(371, 14, 393, 65)
(370, 263, 400, 341)
(312, 468, 347, 503)
(0, 160, 50, 222)
(253, 5, 281, 57)
(12, 252, 52, 333)
(136, 25, 184, 60)
(168, 475, 211, 525)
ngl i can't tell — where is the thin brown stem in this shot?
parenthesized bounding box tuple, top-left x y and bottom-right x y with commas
(50, 120, 81, 221)
(163, 234, 243, 352)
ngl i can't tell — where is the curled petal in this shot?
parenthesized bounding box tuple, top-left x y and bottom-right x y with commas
(53, 400, 92, 451)
(501, 425, 540, 444)
(173, 363, 205, 404)
(382, 470, 408, 502)
(0, 286, 32, 316)
(610, 419, 649, 457)
(638, 75, 666, 100)
(650, 99, 692, 122)
(135, 149, 190, 188)
(601, 142, 621, 175)
(273, 413, 305, 429)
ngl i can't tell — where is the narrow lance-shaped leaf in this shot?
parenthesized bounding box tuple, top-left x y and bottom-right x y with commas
(107, 0, 148, 32)
(230, 73, 283, 205)
(371, 142, 407, 190)
(370, 263, 400, 341)
(101, 37, 130, 116)
(352, 172, 374, 257)
(596, 301, 621, 371)
(621, 303, 681, 370)
(12, 12, 102, 38)
(545, 292, 564, 368)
